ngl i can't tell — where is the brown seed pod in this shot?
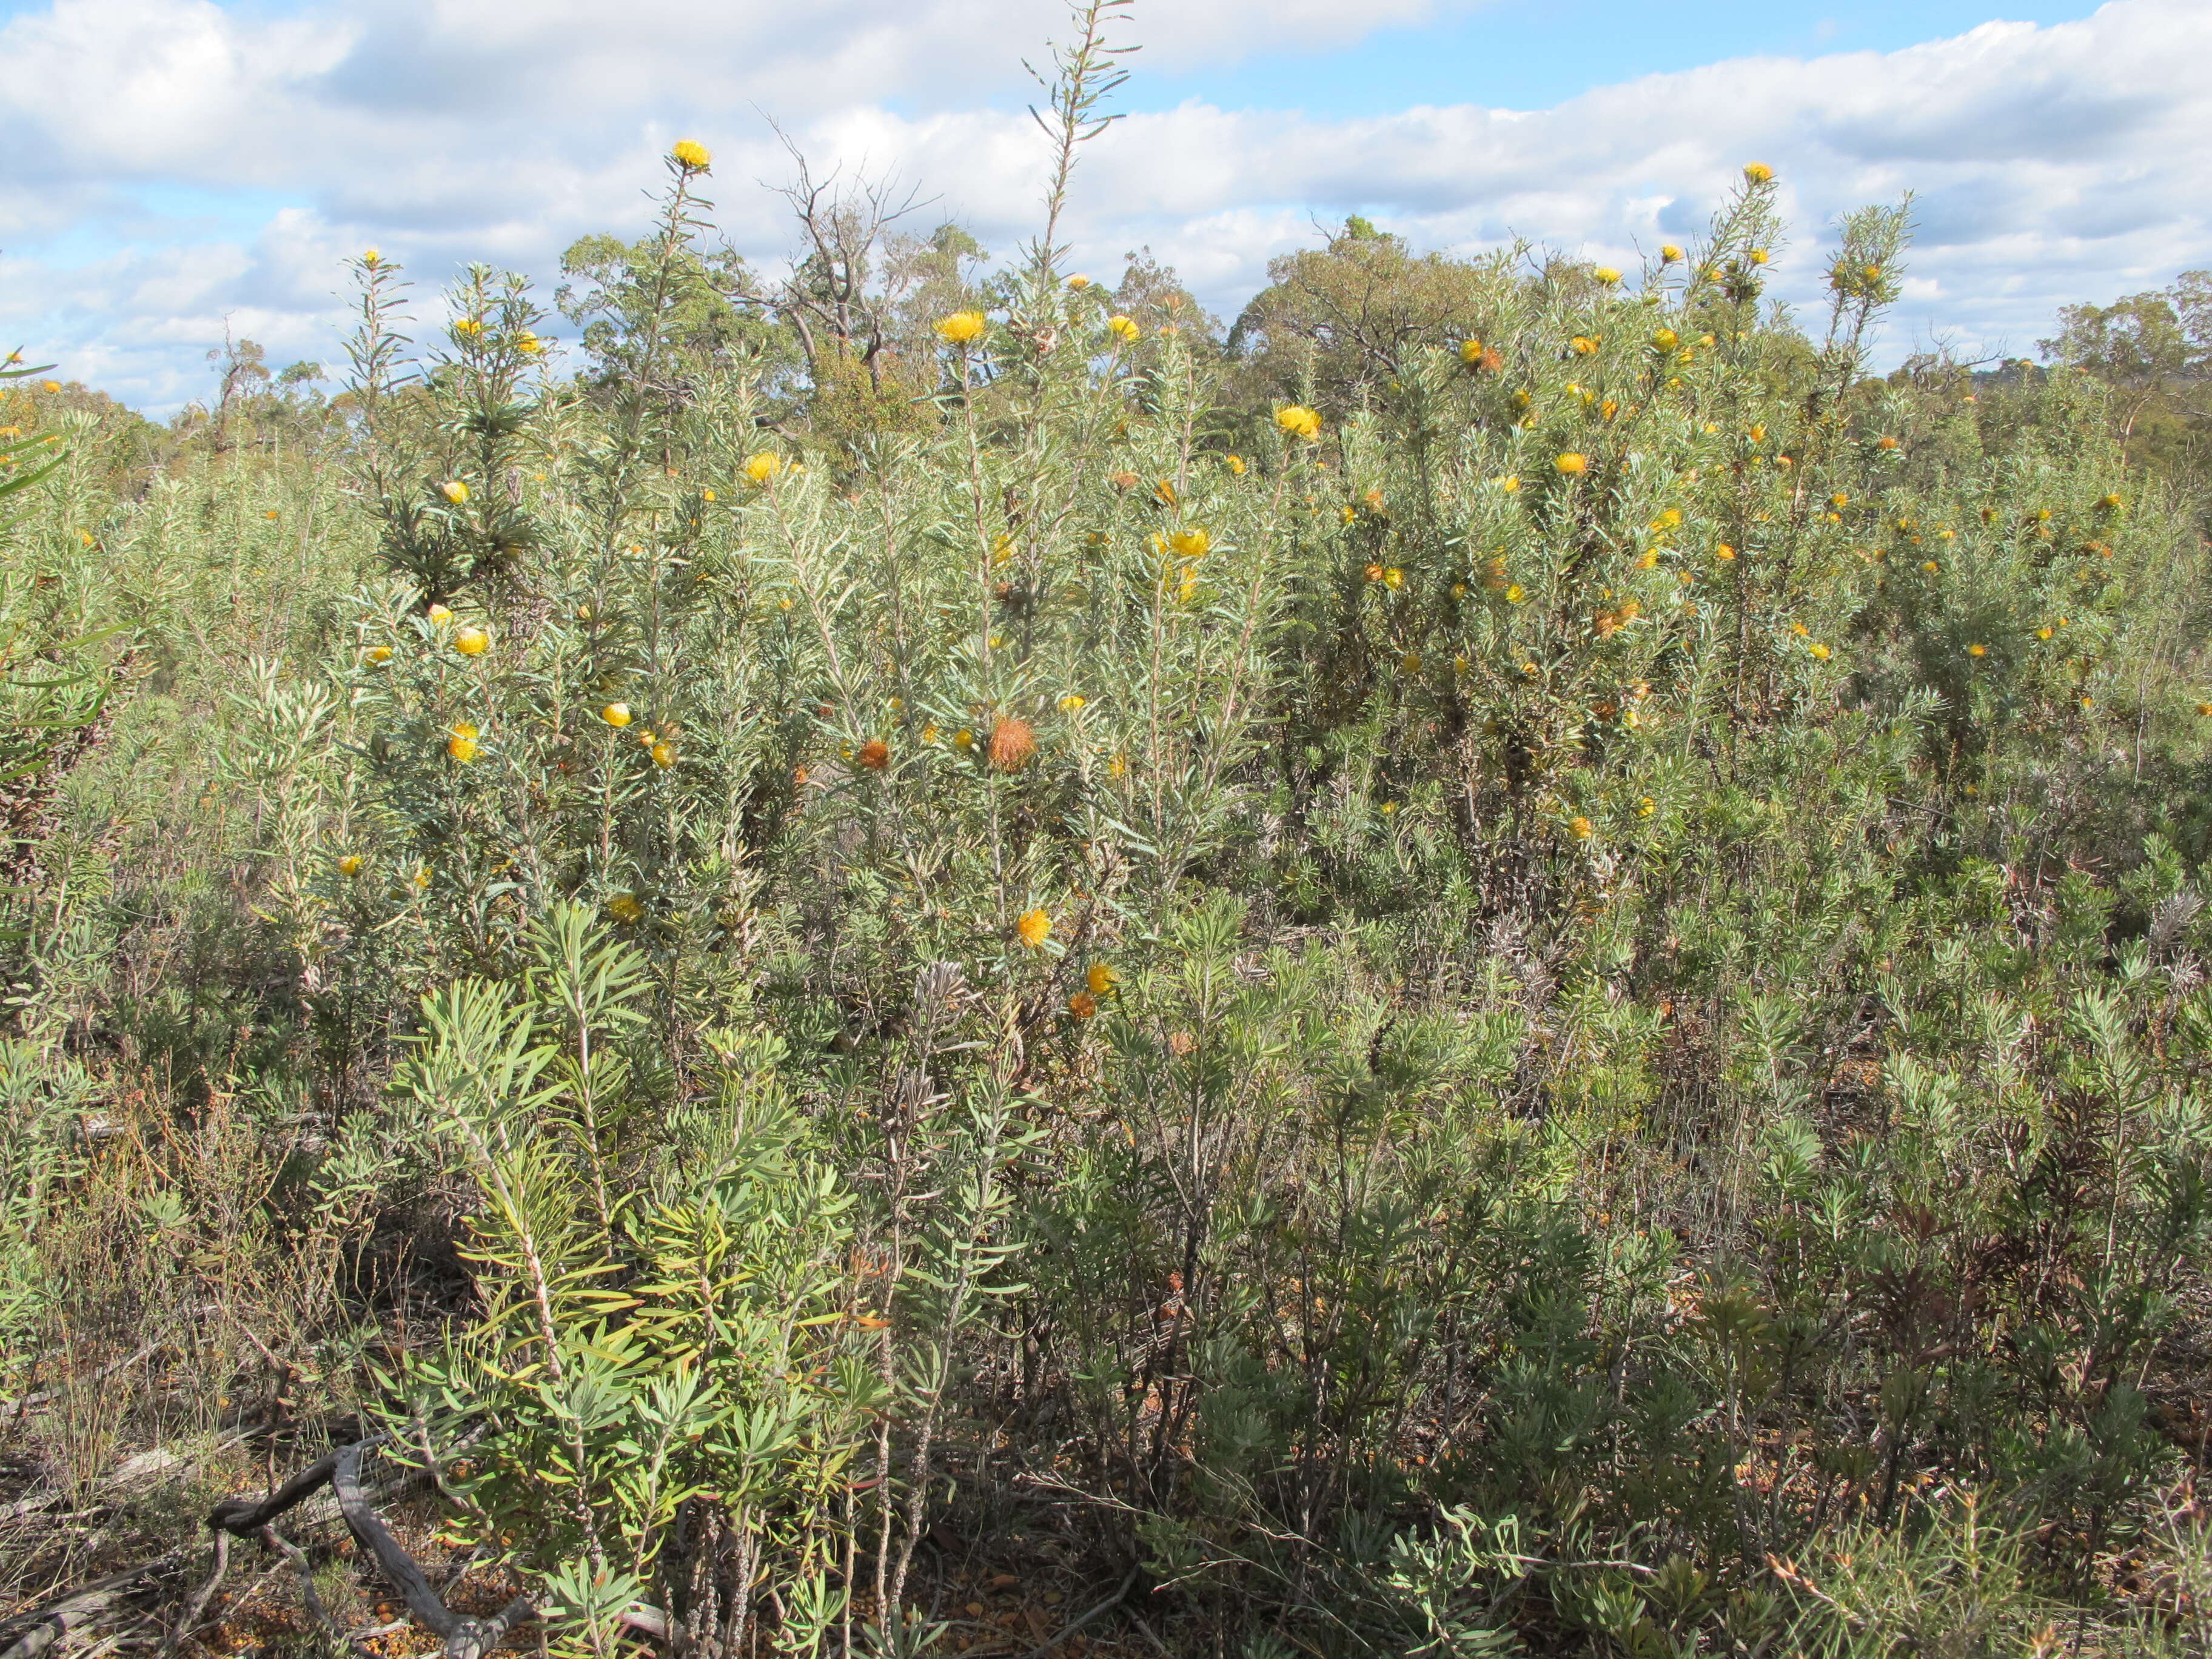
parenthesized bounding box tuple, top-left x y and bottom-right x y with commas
(988, 716, 1036, 771)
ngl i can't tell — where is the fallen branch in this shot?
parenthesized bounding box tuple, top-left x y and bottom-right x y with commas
(4, 1436, 672, 1659)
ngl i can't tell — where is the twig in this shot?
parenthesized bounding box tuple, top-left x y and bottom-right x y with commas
(256, 1526, 375, 1659)
(1014, 1566, 1138, 1659)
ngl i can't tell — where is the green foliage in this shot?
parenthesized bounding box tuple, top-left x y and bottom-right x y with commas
(10, 99, 2212, 1659)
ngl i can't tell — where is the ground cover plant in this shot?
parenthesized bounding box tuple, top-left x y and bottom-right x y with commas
(7, 13, 2212, 1657)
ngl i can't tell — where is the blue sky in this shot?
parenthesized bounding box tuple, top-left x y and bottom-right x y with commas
(0, 0, 2199, 413)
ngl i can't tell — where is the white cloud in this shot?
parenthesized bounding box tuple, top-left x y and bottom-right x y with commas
(1, 0, 2205, 410)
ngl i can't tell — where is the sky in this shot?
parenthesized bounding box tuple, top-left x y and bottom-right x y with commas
(1, 0, 2204, 415)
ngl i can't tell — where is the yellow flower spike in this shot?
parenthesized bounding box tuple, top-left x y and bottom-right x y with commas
(414, 866, 432, 890)
(1635, 551, 1658, 569)
(1922, 560, 1940, 572)
(1660, 244, 1683, 262)
(1809, 643, 1831, 660)
(1831, 492, 1849, 509)
(743, 451, 783, 483)
(602, 702, 632, 728)
(1571, 336, 1599, 355)
(1067, 273, 1090, 289)
(702, 488, 716, 501)
(1224, 454, 1246, 475)
(1743, 161, 1775, 184)
(440, 480, 469, 504)
(2037, 627, 2053, 641)
(1383, 567, 1404, 590)
(1505, 583, 1526, 603)
(1592, 266, 1621, 285)
(1275, 404, 1321, 440)
(1087, 961, 1118, 996)
(454, 626, 489, 656)
(427, 603, 454, 625)
(1554, 452, 1589, 475)
(936, 310, 987, 345)
(608, 892, 645, 923)
(1107, 753, 1126, 778)
(671, 139, 712, 171)
(1569, 816, 1593, 840)
(1059, 694, 1087, 712)
(1714, 544, 1736, 561)
(447, 723, 481, 763)
(954, 728, 975, 750)
(1107, 315, 1140, 342)
(1400, 651, 1421, 672)
(364, 645, 393, 665)
(1167, 528, 1210, 559)
(41, 380, 61, 394)
(1499, 474, 1520, 492)
(363, 248, 380, 266)
(514, 331, 541, 355)
(2197, 702, 2212, 717)
(1652, 328, 1678, 351)
(1637, 797, 1656, 817)
(338, 854, 363, 876)
(1459, 337, 1486, 363)
(1748, 249, 1769, 266)
(1016, 908, 1053, 949)
(1968, 643, 1986, 657)
(651, 742, 677, 768)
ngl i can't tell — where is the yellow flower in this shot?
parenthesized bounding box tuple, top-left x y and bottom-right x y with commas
(608, 892, 645, 923)
(1748, 248, 1769, 266)
(452, 318, 483, 337)
(1016, 908, 1053, 948)
(1383, 567, 1404, 590)
(514, 331, 542, 355)
(1637, 796, 1656, 817)
(440, 480, 469, 504)
(936, 310, 987, 344)
(1743, 161, 1774, 184)
(364, 645, 393, 664)
(1554, 452, 1589, 475)
(2100, 492, 2122, 509)
(1380, 800, 1398, 815)
(1635, 550, 1658, 569)
(1830, 492, 1849, 509)
(1922, 560, 1939, 572)
(1225, 454, 1246, 475)
(338, 854, 363, 876)
(1401, 651, 1421, 672)
(1661, 244, 1683, 262)
(1571, 335, 1599, 355)
(1459, 337, 1486, 363)
(1168, 528, 1210, 559)
(40, 380, 60, 394)
(2037, 627, 2054, 641)
(454, 626, 489, 656)
(363, 248, 380, 266)
(1499, 474, 1520, 492)
(1505, 583, 1526, 603)
(1107, 753, 1126, 777)
(602, 702, 632, 727)
(1968, 643, 1986, 657)
(427, 603, 454, 625)
(2197, 703, 2212, 717)
(651, 742, 676, 768)
(1275, 404, 1321, 440)
(414, 866, 432, 890)
(1059, 694, 1087, 712)
(1714, 544, 1736, 561)
(1569, 816, 1593, 840)
(671, 138, 712, 171)
(1107, 315, 1140, 341)
(1067, 273, 1091, 289)
(744, 451, 783, 484)
(1592, 266, 1621, 284)
(2080, 697, 2094, 710)
(1652, 328, 1678, 351)
(1809, 643, 1831, 660)
(447, 723, 481, 763)
(702, 488, 716, 501)
(1087, 960, 1118, 996)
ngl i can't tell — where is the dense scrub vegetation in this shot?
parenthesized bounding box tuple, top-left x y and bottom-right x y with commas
(7, 26, 2212, 1659)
